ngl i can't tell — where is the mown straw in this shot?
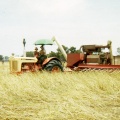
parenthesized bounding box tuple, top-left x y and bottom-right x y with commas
(0, 62, 120, 120)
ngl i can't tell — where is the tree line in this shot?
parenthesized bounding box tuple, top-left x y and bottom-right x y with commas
(26, 45, 120, 60)
(26, 45, 80, 61)
(0, 46, 120, 62)
(0, 55, 9, 61)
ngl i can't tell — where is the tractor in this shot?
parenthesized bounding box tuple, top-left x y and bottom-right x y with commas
(9, 38, 65, 73)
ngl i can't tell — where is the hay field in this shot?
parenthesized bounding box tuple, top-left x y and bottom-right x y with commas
(0, 62, 120, 120)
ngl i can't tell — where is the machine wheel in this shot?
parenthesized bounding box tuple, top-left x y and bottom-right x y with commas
(44, 60, 63, 72)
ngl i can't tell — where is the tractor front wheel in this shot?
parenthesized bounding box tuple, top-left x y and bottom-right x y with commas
(44, 60, 63, 72)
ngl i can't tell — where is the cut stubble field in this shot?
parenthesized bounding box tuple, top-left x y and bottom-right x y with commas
(0, 62, 120, 120)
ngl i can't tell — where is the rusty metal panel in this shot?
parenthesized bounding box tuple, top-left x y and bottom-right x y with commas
(67, 53, 84, 67)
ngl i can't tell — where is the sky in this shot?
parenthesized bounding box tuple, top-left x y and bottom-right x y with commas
(0, 0, 120, 56)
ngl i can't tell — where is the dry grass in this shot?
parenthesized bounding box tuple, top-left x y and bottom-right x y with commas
(0, 62, 120, 120)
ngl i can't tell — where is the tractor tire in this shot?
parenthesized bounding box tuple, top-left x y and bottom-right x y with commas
(44, 60, 63, 72)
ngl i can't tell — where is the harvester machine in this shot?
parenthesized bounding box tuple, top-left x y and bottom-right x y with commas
(66, 40, 120, 70)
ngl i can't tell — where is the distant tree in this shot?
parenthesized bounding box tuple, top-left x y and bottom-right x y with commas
(76, 49, 81, 53)
(62, 45, 70, 54)
(48, 51, 58, 58)
(67, 46, 80, 53)
(5, 56, 9, 61)
(26, 51, 34, 57)
(48, 45, 68, 61)
(48, 45, 80, 61)
(56, 45, 69, 54)
(56, 45, 70, 61)
(69, 46, 77, 53)
(0, 55, 3, 61)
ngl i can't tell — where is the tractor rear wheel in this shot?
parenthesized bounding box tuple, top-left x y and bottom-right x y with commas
(44, 60, 63, 72)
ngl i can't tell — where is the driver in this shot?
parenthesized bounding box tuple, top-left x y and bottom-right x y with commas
(34, 47, 39, 58)
(38, 45, 47, 65)
(39, 45, 46, 56)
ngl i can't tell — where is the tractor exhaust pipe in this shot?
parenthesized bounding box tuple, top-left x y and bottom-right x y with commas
(52, 37, 67, 61)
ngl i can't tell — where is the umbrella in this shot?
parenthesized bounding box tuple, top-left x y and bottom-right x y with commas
(34, 39, 54, 45)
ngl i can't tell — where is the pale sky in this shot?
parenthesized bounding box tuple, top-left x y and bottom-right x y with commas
(0, 0, 120, 56)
